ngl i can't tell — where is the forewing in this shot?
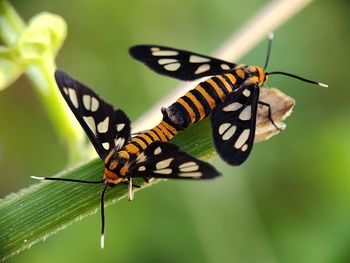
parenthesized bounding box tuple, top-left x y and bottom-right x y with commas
(129, 141, 221, 179)
(55, 70, 131, 159)
(129, 45, 236, 81)
(211, 84, 260, 165)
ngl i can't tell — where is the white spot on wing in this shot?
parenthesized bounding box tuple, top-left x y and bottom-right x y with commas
(83, 95, 99, 112)
(223, 102, 242, 112)
(154, 169, 172, 174)
(91, 97, 99, 111)
(222, 125, 236, 141)
(138, 166, 146, 171)
(152, 50, 179, 56)
(179, 172, 202, 178)
(136, 152, 147, 163)
(241, 144, 248, 152)
(189, 55, 210, 63)
(156, 158, 174, 169)
(243, 89, 251, 97)
(83, 116, 96, 134)
(114, 137, 125, 150)
(116, 123, 125, 132)
(239, 105, 251, 121)
(218, 123, 237, 140)
(194, 64, 210, 74)
(218, 123, 231, 135)
(68, 89, 78, 108)
(63, 87, 69, 95)
(97, 117, 109, 133)
(179, 162, 199, 172)
(102, 142, 110, 150)
(151, 47, 160, 52)
(221, 64, 231, 70)
(158, 59, 178, 65)
(154, 147, 162, 155)
(164, 63, 181, 71)
(234, 129, 250, 149)
(83, 95, 91, 110)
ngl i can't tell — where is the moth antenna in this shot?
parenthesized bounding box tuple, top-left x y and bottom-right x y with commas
(31, 176, 103, 184)
(263, 32, 274, 71)
(100, 184, 108, 249)
(267, 71, 328, 88)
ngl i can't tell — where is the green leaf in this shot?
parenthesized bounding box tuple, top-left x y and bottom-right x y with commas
(0, 121, 211, 261)
(0, 88, 295, 261)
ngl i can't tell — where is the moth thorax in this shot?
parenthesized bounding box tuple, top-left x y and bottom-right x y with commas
(255, 66, 267, 85)
(107, 150, 129, 171)
(118, 150, 130, 160)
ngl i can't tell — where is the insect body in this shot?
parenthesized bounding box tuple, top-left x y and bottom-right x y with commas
(33, 70, 220, 248)
(55, 70, 220, 183)
(129, 41, 327, 165)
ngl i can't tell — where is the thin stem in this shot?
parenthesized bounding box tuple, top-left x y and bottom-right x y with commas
(0, 1, 89, 163)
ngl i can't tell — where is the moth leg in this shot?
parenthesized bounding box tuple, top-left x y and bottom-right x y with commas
(258, 101, 282, 131)
(143, 177, 155, 183)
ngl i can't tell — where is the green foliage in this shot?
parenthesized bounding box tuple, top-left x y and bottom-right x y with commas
(0, 1, 88, 162)
(1, 1, 349, 263)
(0, 120, 212, 261)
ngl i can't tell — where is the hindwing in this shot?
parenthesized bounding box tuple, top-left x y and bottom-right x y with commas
(211, 84, 259, 165)
(129, 141, 221, 180)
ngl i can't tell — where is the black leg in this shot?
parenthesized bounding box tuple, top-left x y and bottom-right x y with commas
(258, 101, 282, 131)
(143, 177, 155, 183)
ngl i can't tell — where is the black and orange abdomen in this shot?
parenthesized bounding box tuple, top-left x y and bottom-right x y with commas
(123, 119, 178, 159)
(162, 71, 244, 130)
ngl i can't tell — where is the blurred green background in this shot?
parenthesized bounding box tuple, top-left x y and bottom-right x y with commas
(1, 0, 349, 262)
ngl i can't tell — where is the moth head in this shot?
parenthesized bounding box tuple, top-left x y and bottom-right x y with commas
(103, 150, 130, 185)
(257, 66, 268, 85)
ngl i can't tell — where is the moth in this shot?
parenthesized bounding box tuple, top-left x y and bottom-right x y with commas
(32, 70, 220, 248)
(129, 34, 327, 165)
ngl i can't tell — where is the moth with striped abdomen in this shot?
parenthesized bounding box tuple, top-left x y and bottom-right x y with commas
(129, 34, 328, 165)
(32, 70, 220, 248)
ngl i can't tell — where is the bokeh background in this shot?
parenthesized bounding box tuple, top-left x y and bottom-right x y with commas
(1, 0, 349, 262)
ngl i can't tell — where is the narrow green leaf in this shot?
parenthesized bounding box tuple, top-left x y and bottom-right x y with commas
(0, 88, 294, 261)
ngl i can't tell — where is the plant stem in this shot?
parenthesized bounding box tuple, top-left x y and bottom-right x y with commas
(0, 87, 294, 261)
(0, 1, 88, 163)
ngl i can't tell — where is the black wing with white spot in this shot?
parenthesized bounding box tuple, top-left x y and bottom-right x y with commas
(55, 70, 131, 159)
(129, 141, 220, 180)
(211, 84, 260, 166)
(129, 45, 236, 81)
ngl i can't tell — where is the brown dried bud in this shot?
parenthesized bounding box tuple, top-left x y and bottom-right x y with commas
(255, 88, 295, 143)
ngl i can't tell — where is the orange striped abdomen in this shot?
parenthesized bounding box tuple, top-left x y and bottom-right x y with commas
(123, 120, 177, 159)
(162, 71, 244, 130)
